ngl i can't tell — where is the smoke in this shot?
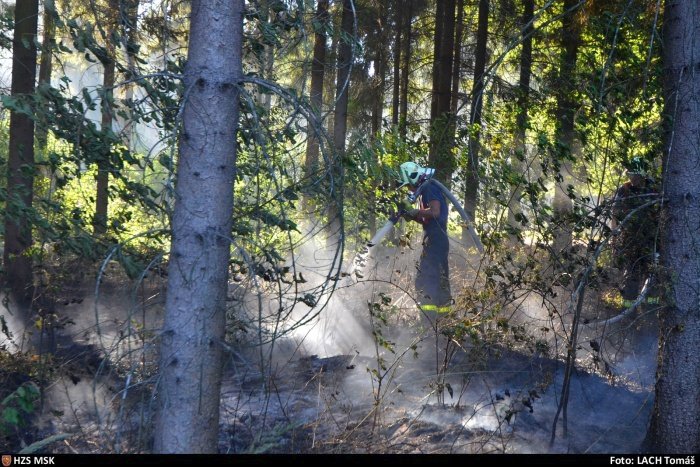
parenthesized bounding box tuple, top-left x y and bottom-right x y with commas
(287, 289, 376, 357)
(0, 295, 28, 351)
(227, 218, 433, 363)
(238, 233, 381, 359)
(26, 267, 164, 452)
(225, 228, 659, 454)
(41, 375, 114, 432)
(0, 218, 658, 454)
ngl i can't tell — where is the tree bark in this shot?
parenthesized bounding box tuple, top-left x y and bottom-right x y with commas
(94, 55, 114, 235)
(508, 0, 534, 236)
(391, 0, 402, 127)
(118, 0, 140, 151)
(428, 0, 445, 133)
(428, 0, 456, 184)
(303, 0, 328, 213)
(153, 0, 242, 453)
(328, 0, 353, 240)
(463, 0, 488, 236)
(643, 0, 700, 453)
(552, 0, 581, 251)
(398, 0, 412, 137)
(37, 0, 55, 150)
(333, 0, 353, 156)
(371, 4, 385, 139)
(94, 0, 118, 235)
(4, 0, 39, 305)
(449, 0, 464, 118)
(324, 7, 339, 141)
(369, 2, 387, 235)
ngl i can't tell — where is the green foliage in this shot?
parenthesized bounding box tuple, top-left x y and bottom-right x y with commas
(0, 368, 40, 437)
(368, 292, 396, 356)
(0, 5, 12, 50)
(339, 129, 431, 246)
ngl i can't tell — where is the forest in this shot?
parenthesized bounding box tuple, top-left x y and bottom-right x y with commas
(0, 0, 698, 456)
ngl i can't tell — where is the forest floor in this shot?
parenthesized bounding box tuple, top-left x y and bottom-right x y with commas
(0, 242, 658, 455)
(215, 312, 656, 454)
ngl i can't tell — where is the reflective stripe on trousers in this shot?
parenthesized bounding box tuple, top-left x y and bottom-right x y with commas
(419, 304, 452, 313)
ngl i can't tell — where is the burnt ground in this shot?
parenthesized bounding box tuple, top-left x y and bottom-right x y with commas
(215, 321, 656, 454)
(1, 250, 658, 455)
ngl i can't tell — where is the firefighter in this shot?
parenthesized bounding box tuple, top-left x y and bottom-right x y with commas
(611, 157, 660, 308)
(396, 161, 452, 325)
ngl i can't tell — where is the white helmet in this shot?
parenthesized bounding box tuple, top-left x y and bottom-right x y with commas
(398, 161, 435, 188)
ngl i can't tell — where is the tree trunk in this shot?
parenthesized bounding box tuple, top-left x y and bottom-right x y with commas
(428, 0, 456, 184)
(257, 0, 274, 113)
(118, 0, 140, 151)
(328, 0, 353, 241)
(643, 0, 700, 453)
(4, 0, 39, 305)
(370, 7, 385, 139)
(303, 0, 328, 213)
(369, 2, 386, 235)
(429, 0, 445, 133)
(153, 0, 242, 453)
(391, 0, 402, 127)
(324, 9, 339, 141)
(463, 0, 488, 240)
(94, 55, 114, 236)
(333, 0, 352, 155)
(37, 0, 55, 150)
(552, 0, 581, 251)
(508, 0, 534, 237)
(449, 0, 464, 118)
(94, 0, 118, 236)
(398, 0, 412, 137)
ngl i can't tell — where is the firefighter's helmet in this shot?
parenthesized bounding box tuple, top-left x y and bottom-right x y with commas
(397, 161, 435, 188)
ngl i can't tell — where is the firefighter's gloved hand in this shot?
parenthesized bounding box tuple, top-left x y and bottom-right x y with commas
(403, 209, 420, 221)
(389, 211, 402, 224)
(398, 200, 413, 213)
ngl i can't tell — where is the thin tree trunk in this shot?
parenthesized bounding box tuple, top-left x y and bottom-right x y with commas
(333, 2, 353, 144)
(325, 8, 339, 140)
(303, 0, 328, 213)
(94, 56, 114, 235)
(119, 0, 140, 151)
(153, 0, 242, 454)
(508, 0, 534, 237)
(257, 0, 274, 113)
(398, 0, 412, 137)
(552, 0, 581, 252)
(37, 0, 55, 150)
(429, 0, 445, 134)
(371, 7, 385, 138)
(369, 2, 386, 235)
(449, 0, 463, 118)
(94, 0, 118, 235)
(437, 0, 456, 116)
(325, 0, 353, 244)
(391, 0, 402, 127)
(463, 0, 488, 242)
(4, 0, 39, 305)
(643, 0, 700, 453)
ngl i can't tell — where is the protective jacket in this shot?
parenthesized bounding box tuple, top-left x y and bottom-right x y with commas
(414, 180, 451, 311)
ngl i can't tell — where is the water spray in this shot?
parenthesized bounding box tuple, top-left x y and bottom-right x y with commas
(342, 216, 400, 282)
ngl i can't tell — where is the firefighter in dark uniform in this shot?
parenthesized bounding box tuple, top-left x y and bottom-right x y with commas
(611, 157, 660, 308)
(397, 161, 452, 327)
